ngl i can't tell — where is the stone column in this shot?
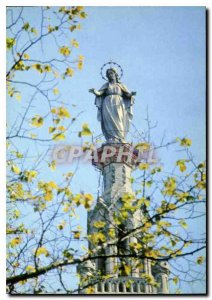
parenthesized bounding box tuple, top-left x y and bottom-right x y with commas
(152, 261, 170, 294)
(105, 243, 117, 275)
(161, 273, 169, 293)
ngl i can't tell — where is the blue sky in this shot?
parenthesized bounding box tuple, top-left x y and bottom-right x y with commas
(62, 5, 206, 212)
(6, 6, 206, 294)
(78, 6, 205, 156)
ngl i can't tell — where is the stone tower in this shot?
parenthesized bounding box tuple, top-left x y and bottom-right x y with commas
(78, 143, 169, 294)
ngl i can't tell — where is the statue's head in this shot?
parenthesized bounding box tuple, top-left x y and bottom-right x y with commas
(106, 68, 119, 82)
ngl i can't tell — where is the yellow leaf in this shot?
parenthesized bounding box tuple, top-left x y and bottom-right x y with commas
(135, 142, 150, 151)
(163, 177, 176, 195)
(146, 180, 152, 188)
(58, 125, 66, 131)
(144, 222, 152, 229)
(31, 115, 44, 127)
(44, 191, 53, 201)
(52, 133, 66, 141)
(10, 237, 22, 247)
(157, 220, 172, 227)
(108, 228, 116, 238)
(48, 160, 56, 171)
(63, 204, 70, 213)
(73, 231, 81, 239)
(83, 194, 94, 209)
(11, 164, 20, 174)
(79, 123, 92, 137)
(86, 287, 95, 294)
(139, 163, 149, 170)
(79, 55, 84, 61)
(6, 37, 16, 50)
(23, 170, 37, 182)
(36, 247, 49, 257)
(19, 280, 27, 285)
(77, 6, 84, 11)
(30, 133, 37, 139)
(48, 25, 55, 33)
(53, 88, 59, 95)
(137, 197, 149, 206)
(77, 60, 83, 70)
(59, 46, 71, 56)
(14, 60, 25, 71)
(93, 221, 106, 229)
(12, 262, 20, 268)
(121, 211, 128, 219)
(64, 187, 71, 196)
(71, 39, 79, 48)
(73, 194, 82, 206)
(65, 67, 74, 77)
(13, 209, 21, 218)
(151, 166, 162, 174)
(44, 65, 51, 72)
(179, 219, 188, 229)
(168, 203, 177, 210)
(57, 221, 66, 230)
(198, 162, 206, 169)
(32, 63, 43, 73)
(22, 22, 30, 31)
(51, 108, 57, 114)
(123, 264, 131, 276)
(57, 107, 71, 118)
(48, 181, 58, 189)
(176, 192, 189, 202)
(176, 159, 189, 172)
(49, 126, 56, 133)
(121, 193, 135, 202)
(197, 256, 205, 265)
(53, 119, 60, 125)
(63, 172, 74, 180)
(31, 27, 38, 35)
(180, 138, 192, 147)
(196, 180, 206, 190)
(69, 25, 77, 32)
(23, 53, 30, 59)
(173, 276, 179, 284)
(79, 12, 87, 19)
(26, 265, 36, 273)
(89, 232, 106, 244)
(129, 242, 142, 250)
(8, 182, 24, 200)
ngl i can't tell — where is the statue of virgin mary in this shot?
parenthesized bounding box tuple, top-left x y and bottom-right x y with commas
(89, 67, 136, 143)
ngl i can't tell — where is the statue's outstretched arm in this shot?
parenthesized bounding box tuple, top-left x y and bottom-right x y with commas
(120, 84, 136, 98)
(89, 88, 105, 96)
(123, 90, 137, 99)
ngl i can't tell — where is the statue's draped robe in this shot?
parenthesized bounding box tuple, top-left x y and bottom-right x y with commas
(95, 82, 134, 142)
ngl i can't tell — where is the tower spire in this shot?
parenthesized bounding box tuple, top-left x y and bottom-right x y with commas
(78, 65, 170, 294)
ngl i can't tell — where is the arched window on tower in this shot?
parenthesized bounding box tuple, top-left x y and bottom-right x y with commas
(140, 283, 144, 292)
(105, 282, 109, 292)
(133, 282, 138, 293)
(119, 282, 124, 292)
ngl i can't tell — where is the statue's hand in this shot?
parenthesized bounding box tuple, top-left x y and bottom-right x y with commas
(131, 91, 137, 96)
(89, 88, 96, 94)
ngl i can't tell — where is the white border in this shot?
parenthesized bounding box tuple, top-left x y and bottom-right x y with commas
(1, 1, 210, 299)
(3, 0, 210, 6)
